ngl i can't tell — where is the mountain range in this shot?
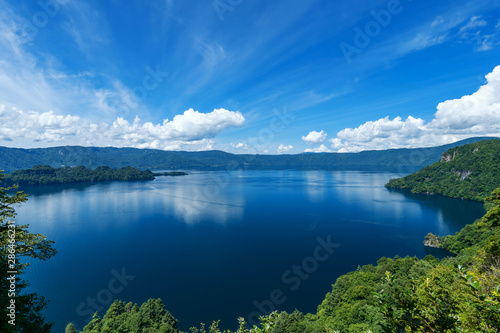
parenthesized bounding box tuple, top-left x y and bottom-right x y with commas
(0, 137, 497, 173)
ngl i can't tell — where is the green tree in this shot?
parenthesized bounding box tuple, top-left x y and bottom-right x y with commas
(83, 312, 102, 332)
(65, 323, 77, 333)
(0, 171, 56, 333)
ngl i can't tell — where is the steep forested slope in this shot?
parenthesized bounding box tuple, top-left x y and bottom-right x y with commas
(386, 139, 500, 201)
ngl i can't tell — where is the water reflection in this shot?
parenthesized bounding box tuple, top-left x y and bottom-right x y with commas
(146, 175, 245, 224)
(20, 175, 246, 227)
(387, 188, 485, 235)
(304, 171, 327, 202)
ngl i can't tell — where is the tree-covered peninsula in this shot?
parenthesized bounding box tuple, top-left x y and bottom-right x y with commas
(386, 139, 500, 201)
(0, 165, 186, 187)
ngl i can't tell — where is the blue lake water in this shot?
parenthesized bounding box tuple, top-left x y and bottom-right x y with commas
(17, 170, 485, 332)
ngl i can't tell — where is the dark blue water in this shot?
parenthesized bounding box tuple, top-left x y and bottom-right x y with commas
(17, 170, 485, 332)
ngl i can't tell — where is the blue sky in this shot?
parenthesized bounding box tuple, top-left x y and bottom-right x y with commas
(0, 0, 499, 153)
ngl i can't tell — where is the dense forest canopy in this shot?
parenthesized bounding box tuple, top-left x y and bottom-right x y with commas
(386, 139, 500, 201)
(0, 165, 157, 187)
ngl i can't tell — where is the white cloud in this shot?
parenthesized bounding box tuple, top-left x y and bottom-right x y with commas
(304, 144, 331, 153)
(0, 106, 82, 142)
(476, 32, 500, 51)
(0, 106, 244, 150)
(457, 16, 500, 51)
(430, 66, 500, 132)
(0, 1, 150, 122)
(277, 144, 293, 153)
(231, 142, 249, 150)
(330, 65, 500, 152)
(302, 130, 327, 144)
(431, 16, 444, 28)
(458, 16, 488, 35)
(407, 33, 448, 51)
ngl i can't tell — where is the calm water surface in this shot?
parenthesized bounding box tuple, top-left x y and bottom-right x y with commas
(17, 170, 485, 332)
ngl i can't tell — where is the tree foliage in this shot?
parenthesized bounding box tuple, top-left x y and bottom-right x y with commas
(0, 171, 56, 332)
(386, 139, 500, 201)
(0, 165, 156, 187)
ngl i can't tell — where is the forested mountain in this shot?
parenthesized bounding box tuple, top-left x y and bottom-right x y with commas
(0, 137, 495, 173)
(386, 139, 500, 201)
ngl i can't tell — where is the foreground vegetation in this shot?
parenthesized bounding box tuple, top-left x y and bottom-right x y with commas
(386, 139, 500, 201)
(0, 173, 57, 333)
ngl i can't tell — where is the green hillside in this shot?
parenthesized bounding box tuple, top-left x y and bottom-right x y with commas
(386, 139, 500, 201)
(0, 137, 495, 173)
(0, 165, 155, 187)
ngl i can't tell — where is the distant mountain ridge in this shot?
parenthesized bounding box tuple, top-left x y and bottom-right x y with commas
(0, 137, 497, 173)
(386, 138, 500, 201)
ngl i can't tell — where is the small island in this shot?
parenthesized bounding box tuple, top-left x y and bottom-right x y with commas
(0, 165, 187, 187)
(153, 171, 188, 177)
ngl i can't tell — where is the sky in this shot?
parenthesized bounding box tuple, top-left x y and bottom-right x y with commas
(0, 0, 500, 154)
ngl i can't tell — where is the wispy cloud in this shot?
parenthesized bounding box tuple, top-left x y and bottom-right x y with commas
(0, 1, 149, 124)
(406, 33, 449, 51)
(457, 16, 500, 51)
(60, 0, 110, 55)
(431, 16, 444, 28)
(349, 1, 500, 69)
(458, 16, 488, 35)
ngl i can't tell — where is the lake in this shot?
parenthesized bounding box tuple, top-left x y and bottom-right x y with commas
(17, 170, 485, 332)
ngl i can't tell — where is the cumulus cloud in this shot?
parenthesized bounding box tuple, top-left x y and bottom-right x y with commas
(304, 144, 332, 153)
(0, 107, 244, 151)
(277, 144, 293, 153)
(231, 142, 249, 150)
(329, 65, 500, 152)
(302, 130, 327, 144)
